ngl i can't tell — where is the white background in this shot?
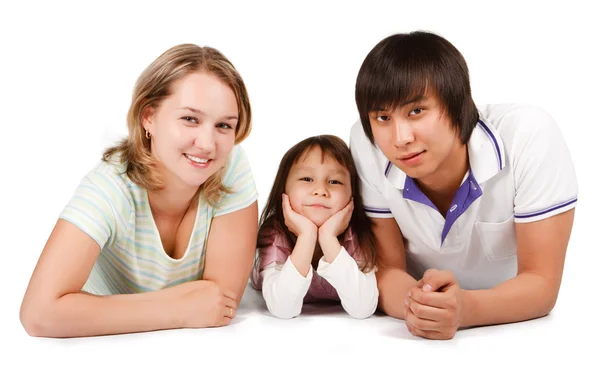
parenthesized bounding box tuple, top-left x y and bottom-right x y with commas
(1, 0, 598, 381)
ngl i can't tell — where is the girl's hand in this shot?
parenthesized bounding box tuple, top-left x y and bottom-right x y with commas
(318, 198, 354, 239)
(282, 194, 317, 238)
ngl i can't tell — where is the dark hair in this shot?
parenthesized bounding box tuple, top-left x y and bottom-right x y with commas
(257, 135, 377, 272)
(355, 30, 479, 145)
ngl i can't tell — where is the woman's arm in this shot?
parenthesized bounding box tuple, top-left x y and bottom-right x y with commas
(202, 201, 259, 304)
(20, 219, 234, 338)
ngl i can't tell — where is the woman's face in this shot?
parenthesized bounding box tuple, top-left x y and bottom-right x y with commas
(143, 71, 238, 191)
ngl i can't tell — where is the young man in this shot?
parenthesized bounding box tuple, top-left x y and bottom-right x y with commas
(350, 31, 577, 340)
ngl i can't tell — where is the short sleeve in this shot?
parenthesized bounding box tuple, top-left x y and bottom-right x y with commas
(213, 145, 259, 217)
(349, 121, 394, 219)
(59, 174, 118, 249)
(512, 107, 578, 223)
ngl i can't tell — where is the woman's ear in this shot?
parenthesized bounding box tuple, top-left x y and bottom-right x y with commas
(141, 105, 156, 133)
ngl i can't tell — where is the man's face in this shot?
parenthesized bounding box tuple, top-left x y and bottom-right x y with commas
(369, 94, 463, 185)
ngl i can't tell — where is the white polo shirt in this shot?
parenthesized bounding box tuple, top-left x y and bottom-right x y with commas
(349, 103, 578, 290)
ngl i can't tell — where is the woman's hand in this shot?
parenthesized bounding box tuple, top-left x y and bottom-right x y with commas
(175, 280, 238, 328)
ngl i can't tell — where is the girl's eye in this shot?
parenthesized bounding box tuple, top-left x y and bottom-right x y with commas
(376, 115, 389, 122)
(300, 177, 312, 182)
(409, 108, 423, 116)
(216, 123, 233, 130)
(182, 116, 198, 123)
(329, 180, 342, 185)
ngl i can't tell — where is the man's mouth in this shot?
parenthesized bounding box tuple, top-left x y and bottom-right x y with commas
(399, 151, 425, 160)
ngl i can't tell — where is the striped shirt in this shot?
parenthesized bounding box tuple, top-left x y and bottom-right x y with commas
(59, 145, 258, 295)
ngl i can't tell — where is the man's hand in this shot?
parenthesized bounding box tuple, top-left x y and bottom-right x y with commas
(404, 269, 465, 340)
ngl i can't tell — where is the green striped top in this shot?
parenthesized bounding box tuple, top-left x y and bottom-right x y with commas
(59, 145, 258, 295)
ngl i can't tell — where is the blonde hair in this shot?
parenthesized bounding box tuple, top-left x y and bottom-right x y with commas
(103, 44, 252, 206)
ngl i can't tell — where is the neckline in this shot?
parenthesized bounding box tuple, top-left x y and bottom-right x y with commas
(143, 190, 202, 263)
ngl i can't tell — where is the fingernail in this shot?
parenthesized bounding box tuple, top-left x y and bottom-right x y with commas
(405, 297, 409, 305)
(423, 284, 432, 292)
(407, 290, 411, 297)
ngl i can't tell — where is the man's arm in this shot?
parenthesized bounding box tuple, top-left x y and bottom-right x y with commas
(372, 217, 418, 319)
(461, 209, 574, 327)
(460, 108, 577, 327)
(406, 209, 575, 339)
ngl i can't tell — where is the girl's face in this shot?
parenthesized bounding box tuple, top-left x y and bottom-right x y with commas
(143, 71, 238, 193)
(285, 147, 352, 227)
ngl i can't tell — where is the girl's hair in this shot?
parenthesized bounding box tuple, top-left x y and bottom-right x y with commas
(102, 43, 252, 206)
(258, 135, 377, 272)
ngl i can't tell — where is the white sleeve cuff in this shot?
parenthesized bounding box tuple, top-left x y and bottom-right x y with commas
(317, 246, 353, 276)
(260, 258, 313, 319)
(316, 247, 379, 319)
(280, 257, 313, 291)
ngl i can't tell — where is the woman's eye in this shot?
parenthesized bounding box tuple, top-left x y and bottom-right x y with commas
(216, 123, 233, 130)
(182, 116, 198, 123)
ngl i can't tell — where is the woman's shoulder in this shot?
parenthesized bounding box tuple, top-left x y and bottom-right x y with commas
(211, 143, 258, 216)
(59, 155, 138, 248)
(221, 144, 253, 182)
(80, 155, 138, 213)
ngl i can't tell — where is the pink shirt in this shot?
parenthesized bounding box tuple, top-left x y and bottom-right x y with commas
(251, 224, 363, 303)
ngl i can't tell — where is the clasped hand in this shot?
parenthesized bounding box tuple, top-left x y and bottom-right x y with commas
(404, 269, 465, 340)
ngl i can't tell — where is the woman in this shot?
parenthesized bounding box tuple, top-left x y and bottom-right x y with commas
(20, 44, 259, 338)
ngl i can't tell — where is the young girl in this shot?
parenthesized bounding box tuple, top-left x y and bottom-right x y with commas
(251, 135, 379, 319)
